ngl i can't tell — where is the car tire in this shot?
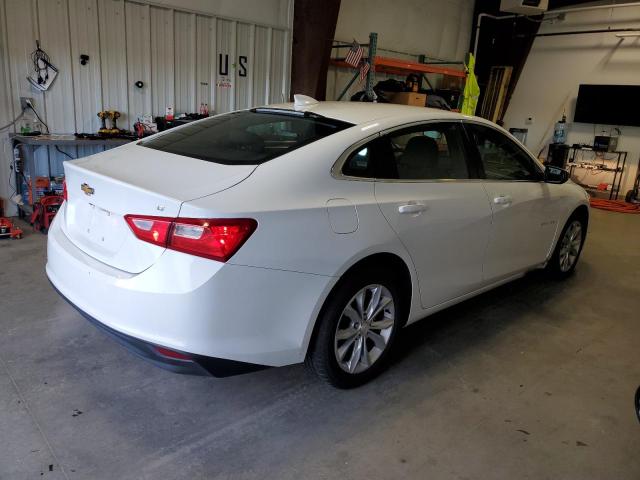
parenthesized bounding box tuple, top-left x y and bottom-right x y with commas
(305, 267, 404, 388)
(547, 213, 587, 279)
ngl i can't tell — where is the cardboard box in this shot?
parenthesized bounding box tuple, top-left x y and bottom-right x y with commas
(389, 92, 427, 107)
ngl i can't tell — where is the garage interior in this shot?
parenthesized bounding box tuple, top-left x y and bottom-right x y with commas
(1, 0, 639, 478)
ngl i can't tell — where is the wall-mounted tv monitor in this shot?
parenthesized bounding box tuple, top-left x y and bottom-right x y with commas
(574, 84, 640, 127)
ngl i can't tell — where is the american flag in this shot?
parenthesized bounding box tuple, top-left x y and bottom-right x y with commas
(344, 40, 363, 68)
(359, 60, 370, 84)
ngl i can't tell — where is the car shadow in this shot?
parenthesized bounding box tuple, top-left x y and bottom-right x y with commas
(387, 267, 585, 371)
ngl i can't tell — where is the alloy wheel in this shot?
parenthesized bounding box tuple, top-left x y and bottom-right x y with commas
(333, 284, 395, 374)
(559, 220, 582, 272)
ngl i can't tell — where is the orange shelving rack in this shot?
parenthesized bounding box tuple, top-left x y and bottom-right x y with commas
(330, 32, 467, 106)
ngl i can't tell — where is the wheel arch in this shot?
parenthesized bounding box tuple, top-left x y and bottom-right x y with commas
(573, 204, 589, 229)
(303, 251, 414, 359)
(546, 201, 590, 265)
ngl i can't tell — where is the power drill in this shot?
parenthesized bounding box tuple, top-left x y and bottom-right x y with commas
(97, 111, 110, 135)
(108, 111, 121, 134)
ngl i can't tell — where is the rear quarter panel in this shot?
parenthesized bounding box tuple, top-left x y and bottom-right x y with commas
(179, 126, 415, 277)
(179, 124, 424, 326)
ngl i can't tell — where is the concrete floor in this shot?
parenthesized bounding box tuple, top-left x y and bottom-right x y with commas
(1, 209, 639, 480)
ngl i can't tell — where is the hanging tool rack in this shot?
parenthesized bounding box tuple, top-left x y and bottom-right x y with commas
(330, 32, 467, 104)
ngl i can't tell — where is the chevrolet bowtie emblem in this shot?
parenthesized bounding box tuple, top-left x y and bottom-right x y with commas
(81, 183, 95, 196)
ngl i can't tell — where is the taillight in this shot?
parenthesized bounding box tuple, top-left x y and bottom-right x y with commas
(62, 180, 68, 201)
(168, 218, 257, 262)
(124, 215, 173, 247)
(124, 215, 257, 262)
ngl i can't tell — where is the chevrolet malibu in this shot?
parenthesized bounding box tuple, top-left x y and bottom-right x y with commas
(47, 96, 589, 388)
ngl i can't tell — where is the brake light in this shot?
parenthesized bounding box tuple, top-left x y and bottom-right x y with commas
(62, 180, 68, 201)
(124, 215, 257, 262)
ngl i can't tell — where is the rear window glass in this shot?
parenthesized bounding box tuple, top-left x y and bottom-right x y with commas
(139, 110, 353, 165)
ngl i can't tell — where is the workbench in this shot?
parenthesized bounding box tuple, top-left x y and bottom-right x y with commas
(9, 134, 133, 216)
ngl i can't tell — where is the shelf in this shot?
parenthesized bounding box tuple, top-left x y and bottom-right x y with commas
(582, 185, 618, 191)
(567, 163, 622, 173)
(570, 146, 624, 154)
(375, 57, 466, 78)
(330, 56, 466, 78)
(332, 32, 468, 103)
(569, 149, 626, 201)
(10, 133, 134, 147)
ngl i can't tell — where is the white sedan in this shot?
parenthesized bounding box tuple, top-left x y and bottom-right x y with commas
(47, 96, 589, 388)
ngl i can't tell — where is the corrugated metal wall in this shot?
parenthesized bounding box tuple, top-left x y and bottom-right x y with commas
(0, 0, 292, 215)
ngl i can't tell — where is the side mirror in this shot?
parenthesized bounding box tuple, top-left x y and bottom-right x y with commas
(544, 165, 569, 184)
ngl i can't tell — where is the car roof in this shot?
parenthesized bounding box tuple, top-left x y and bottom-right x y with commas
(264, 100, 488, 126)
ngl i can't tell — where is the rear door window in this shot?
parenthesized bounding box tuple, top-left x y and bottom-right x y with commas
(139, 110, 353, 165)
(374, 122, 475, 180)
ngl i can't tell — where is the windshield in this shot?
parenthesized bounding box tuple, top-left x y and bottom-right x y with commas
(139, 110, 353, 165)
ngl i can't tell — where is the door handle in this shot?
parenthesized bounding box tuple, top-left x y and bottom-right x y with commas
(398, 203, 427, 214)
(493, 195, 513, 206)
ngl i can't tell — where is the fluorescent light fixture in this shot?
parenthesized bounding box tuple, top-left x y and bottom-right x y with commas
(615, 32, 640, 38)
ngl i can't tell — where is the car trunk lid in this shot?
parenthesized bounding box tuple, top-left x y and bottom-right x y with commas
(62, 144, 256, 273)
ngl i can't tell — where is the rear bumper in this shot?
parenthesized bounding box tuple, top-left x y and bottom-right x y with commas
(46, 204, 335, 369)
(51, 281, 268, 377)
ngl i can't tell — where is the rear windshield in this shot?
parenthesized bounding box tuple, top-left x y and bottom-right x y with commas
(139, 110, 353, 165)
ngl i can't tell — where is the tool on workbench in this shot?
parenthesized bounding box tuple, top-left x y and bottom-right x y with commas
(97, 111, 110, 135)
(108, 110, 121, 134)
(97, 110, 124, 136)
